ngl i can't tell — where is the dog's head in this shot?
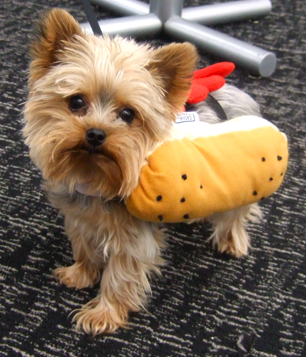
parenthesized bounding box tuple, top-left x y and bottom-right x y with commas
(23, 9, 198, 200)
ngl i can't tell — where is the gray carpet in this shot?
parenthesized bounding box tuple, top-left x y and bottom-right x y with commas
(0, 0, 305, 356)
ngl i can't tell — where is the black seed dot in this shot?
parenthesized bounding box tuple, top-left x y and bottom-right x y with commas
(262, 157, 266, 162)
(277, 156, 282, 161)
(183, 214, 190, 219)
(269, 177, 273, 181)
(281, 172, 283, 176)
(182, 174, 187, 180)
(158, 215, 163, 221)
(261, 197, 265, 201)
(180, 198, 186, 203)
(156, 195, 162, 201)
(200, 185, 203, 189)
(253, 191, 258, 196)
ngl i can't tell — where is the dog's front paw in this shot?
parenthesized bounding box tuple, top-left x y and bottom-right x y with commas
(73, 296, 129, 335)
(54, 262, 100, 289)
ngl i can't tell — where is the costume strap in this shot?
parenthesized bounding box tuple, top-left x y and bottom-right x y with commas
(81, 0, 103, 36)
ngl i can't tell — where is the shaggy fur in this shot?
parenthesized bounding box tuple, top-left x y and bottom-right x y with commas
(23, 9, 262, 335)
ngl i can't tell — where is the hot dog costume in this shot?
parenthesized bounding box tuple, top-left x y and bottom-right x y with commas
(125, 63, 288, 223)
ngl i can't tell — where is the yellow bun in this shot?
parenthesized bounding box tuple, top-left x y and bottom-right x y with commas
(126, 116, 288, 223)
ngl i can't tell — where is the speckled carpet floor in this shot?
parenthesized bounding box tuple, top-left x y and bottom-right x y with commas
(0, 0, 305, 356)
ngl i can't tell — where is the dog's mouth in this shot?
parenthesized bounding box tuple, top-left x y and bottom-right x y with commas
(66, 144, 109, 160)
(75, 182, 100, 196)
(63, 144, 124, 198)
(78, 144, 104, 155)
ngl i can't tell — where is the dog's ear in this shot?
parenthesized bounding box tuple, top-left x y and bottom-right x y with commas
(148, 43, 198, 113)
(29, 9, 83, 85)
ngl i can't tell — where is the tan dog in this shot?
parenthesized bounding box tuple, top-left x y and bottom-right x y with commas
(24, 9, 262, 335)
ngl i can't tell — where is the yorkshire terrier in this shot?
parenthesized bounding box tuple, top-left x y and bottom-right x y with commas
(23, 9, 262, 335)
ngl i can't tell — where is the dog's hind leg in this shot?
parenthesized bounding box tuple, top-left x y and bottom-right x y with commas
(208, 203, 262, 258)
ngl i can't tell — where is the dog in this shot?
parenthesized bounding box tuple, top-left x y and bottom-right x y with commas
(23, 9, 262, 335)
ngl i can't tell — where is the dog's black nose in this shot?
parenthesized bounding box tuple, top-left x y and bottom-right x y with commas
(86, 128, 106, 146)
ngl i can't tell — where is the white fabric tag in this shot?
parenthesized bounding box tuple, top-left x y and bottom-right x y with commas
(175, 111, 199, 124)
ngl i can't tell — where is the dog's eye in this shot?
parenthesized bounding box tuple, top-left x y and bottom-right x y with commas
(69, 95, 87, 112)
(119, 108, 135, 124)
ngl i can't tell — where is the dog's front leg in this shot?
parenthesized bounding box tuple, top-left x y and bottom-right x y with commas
(54, 212, 103, 289)
(73, 221, 165, 335)
(54, 239, 102, 290)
